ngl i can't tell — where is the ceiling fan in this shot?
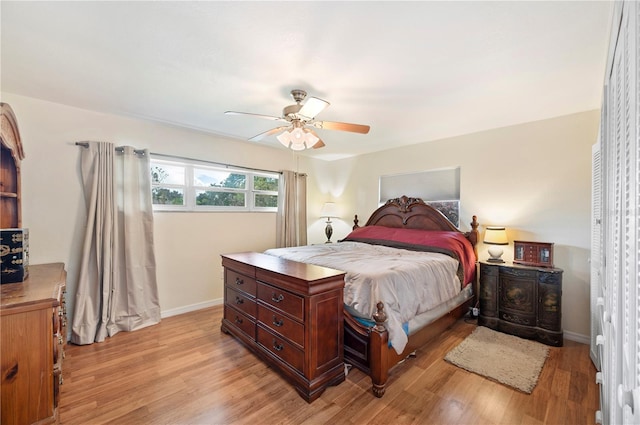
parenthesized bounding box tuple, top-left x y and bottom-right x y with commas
(225, 89, 370, 150)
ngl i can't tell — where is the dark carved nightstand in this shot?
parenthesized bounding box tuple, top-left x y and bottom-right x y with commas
(478, 261, 563, 346)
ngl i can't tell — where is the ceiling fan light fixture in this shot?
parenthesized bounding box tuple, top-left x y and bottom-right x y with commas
(276, 130, 292, 147)
(303, 128, 319, 146)
(276, 127, 320, 151)
(289, 141, 307, 151)
(291, 127, 305, 142)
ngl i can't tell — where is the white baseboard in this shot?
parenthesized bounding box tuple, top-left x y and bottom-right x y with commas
(563, 330, 590, 345)
(161, 298, 223, 319)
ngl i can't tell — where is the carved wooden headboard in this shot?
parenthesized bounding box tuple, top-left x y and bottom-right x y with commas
(354, 195, 479, 259)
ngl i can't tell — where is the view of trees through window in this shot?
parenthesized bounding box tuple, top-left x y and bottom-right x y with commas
(151, 160, 278, 211)
(151, 166, 183, 205)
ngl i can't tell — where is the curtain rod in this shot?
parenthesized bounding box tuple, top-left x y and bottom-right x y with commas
(75, 142, 294, 176)
(75, 142, 146, 155)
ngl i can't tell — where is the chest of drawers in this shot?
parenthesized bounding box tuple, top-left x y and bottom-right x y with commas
(221, 252, 345, 402)
(478, 261, 563, 346)
(1, 263, 67, 424)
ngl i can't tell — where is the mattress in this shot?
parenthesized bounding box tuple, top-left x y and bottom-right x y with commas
(264, 241, 463, 354)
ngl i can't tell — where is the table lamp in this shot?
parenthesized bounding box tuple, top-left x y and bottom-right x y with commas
(320, 202, 339, 243)
(484, 226, 508, 263)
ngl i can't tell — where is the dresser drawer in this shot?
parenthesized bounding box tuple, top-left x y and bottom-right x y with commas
(258, 303, 304, 348)
(500, 267, 536, 280)
(481, 265, 499, 277)
(224, 306, 256, 338)
(225, 286, 257, 319)
(226, 269, 257, 297)
(538, 272, 561, 285)
(257, 282, 304, 321)
(257, 326, 304, 373)
(500, 311, 535, 326)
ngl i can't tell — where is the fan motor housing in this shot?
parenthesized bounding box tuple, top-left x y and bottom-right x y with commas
(290, 89, 307, 103)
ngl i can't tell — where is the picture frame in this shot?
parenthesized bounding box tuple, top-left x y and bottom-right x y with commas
(513, 241, 554, 268)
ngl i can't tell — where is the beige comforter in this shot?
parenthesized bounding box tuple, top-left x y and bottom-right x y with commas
(264, 241, 461, 354)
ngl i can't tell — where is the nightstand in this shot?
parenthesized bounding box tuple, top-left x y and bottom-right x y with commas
(478, 260, 563, 346)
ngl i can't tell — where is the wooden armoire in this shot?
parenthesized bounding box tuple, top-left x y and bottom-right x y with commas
(0, 102, 25, 228)
(1, 103, 68, 424)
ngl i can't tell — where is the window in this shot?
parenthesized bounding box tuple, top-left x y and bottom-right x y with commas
(150, 157, 279, 212)
(379, 167, 461, 226)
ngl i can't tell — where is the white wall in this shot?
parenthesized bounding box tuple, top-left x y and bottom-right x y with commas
(305, 110, 599, 339)
(2, 93, 312, 326)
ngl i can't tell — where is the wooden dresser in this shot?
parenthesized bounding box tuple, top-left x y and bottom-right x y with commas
(478, 261, 563, 346)
(1, 263, 67, 424)
(220, 252, 345, 402)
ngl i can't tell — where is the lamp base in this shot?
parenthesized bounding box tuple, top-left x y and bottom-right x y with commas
(324, 220, 333, 243)
(486, 258, 505, 263)
(487, 246, 505, 263)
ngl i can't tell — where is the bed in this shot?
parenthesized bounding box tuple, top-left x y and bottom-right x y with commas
(264, 195, 479, 397)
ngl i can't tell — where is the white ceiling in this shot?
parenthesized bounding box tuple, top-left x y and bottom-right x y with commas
(1, 1, 612, 160)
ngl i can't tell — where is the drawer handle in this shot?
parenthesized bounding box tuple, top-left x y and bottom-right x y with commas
(235, 296, 244, 305)
(235, 316, 243, 325)
(272, 316, 283, 327)
(273, 340, 284, 352)
(235, 277, 244, 285)
(271, 293, 284, 303)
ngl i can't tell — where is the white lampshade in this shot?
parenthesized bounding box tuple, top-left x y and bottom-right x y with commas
(289, 140, 306, 151)
(303, 128, 319, 146)
(484, 226, 508, 263)
(276, 130, 291, 147)
(320, 202, 339, 218)
(484, 227, 508, 245)
(291, 127, 305, 144)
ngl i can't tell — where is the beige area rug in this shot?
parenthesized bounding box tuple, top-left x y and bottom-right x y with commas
(444, 326, 549, 394)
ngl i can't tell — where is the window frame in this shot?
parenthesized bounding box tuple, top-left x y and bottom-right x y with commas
(150, 157, 279, 213)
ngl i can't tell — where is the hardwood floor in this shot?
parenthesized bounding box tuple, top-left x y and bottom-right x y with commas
(59, 306, 598, 424)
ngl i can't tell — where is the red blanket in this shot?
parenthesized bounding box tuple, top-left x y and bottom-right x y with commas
(340, 226, 476, 286)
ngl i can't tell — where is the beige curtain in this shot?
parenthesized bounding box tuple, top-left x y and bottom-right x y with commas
(71, 142, 161, 345)
(276, 170, 307, 247)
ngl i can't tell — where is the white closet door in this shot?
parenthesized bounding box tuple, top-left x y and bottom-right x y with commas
(616, 3, 639, 423)
(598, 2, 640, 424)
(590, 139, 602, 370)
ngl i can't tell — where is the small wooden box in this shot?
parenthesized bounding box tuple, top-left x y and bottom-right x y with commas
(0, 228, 29, 283)
(513, 241, 554, 268)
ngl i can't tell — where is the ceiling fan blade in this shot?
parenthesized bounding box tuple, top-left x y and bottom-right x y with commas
(314, 120, 370, 134)
(298, 97, 329, 119)
(225, 111, 286, 122)
(248, 126, 290, 142)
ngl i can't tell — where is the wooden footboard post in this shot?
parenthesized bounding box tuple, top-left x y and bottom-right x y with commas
(370, 302, 389, 397)
(468, 215, 479, 259)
